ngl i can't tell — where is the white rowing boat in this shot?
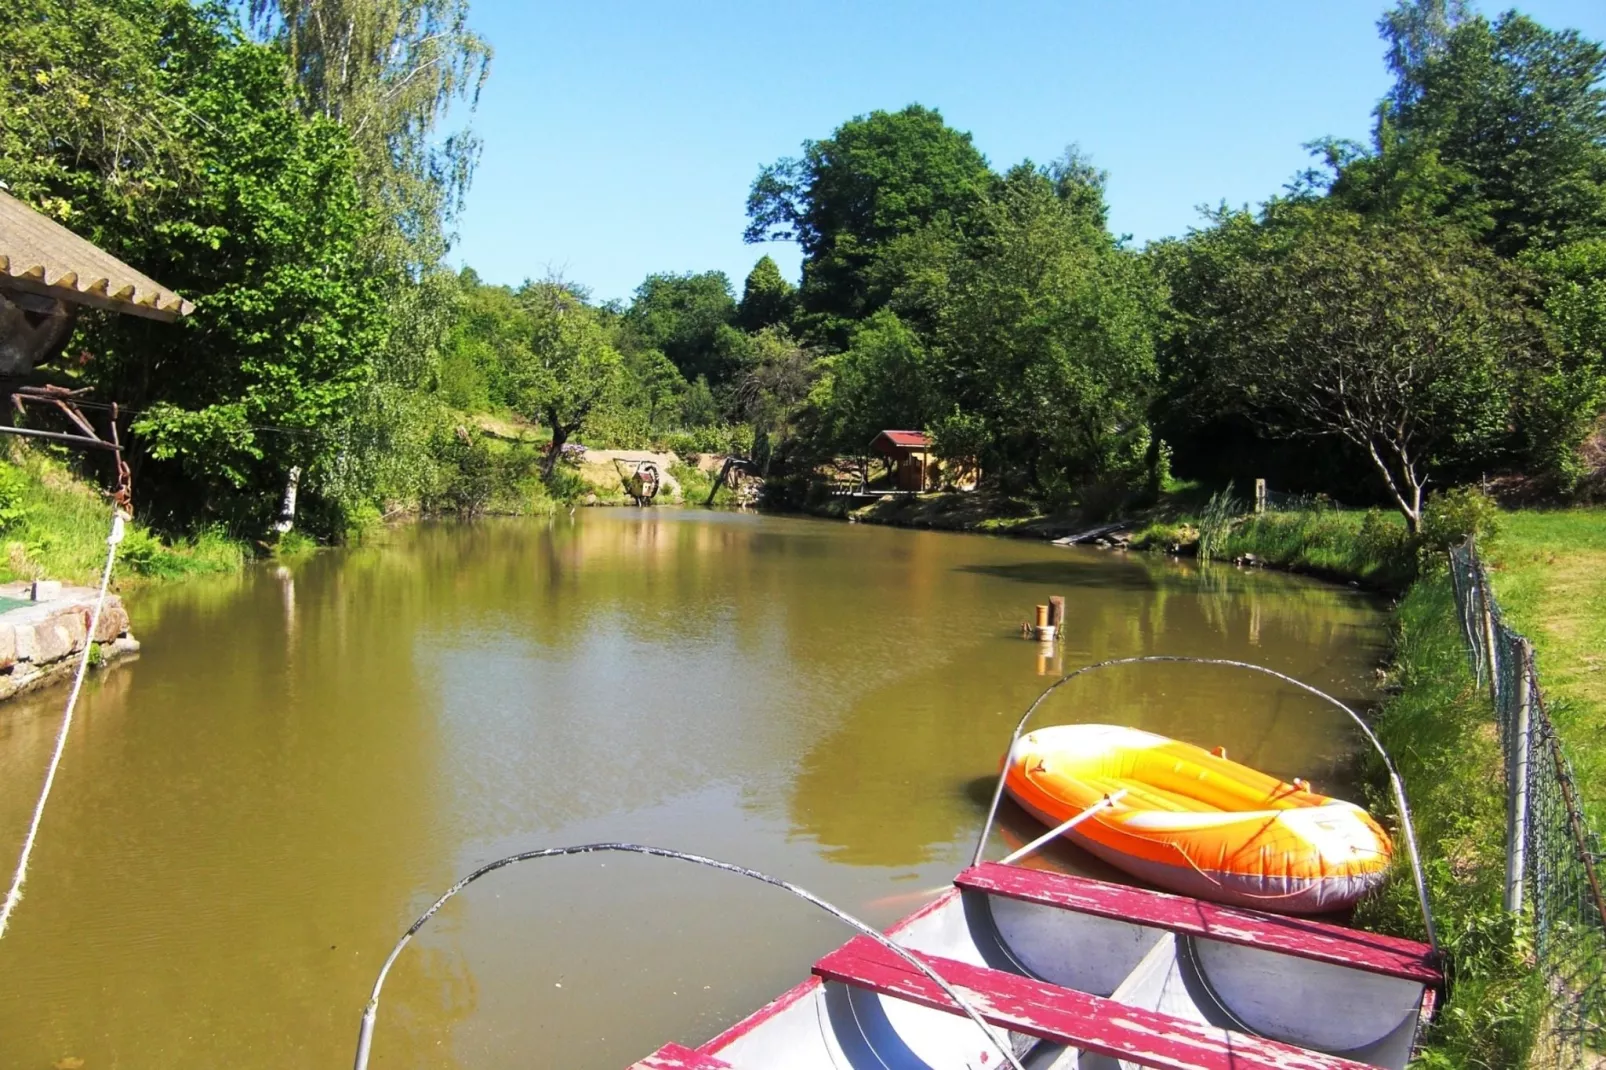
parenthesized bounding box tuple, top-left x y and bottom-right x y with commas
(627, 861, 1440, 1070)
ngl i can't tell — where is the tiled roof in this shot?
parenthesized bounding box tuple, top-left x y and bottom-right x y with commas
(873, 430, 929, 450)
(0, 189, 192, 321)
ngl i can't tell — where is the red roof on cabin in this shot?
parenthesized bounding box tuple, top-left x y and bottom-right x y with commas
(872, 430, 929, 451)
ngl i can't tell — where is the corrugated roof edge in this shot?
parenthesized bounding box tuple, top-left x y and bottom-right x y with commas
(0, 191, 193, 322)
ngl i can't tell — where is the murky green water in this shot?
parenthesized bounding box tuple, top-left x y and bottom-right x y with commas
(0, 510, 1387, 1068)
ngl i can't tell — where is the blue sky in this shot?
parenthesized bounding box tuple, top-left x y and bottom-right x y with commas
(450, 0, 1606, 303)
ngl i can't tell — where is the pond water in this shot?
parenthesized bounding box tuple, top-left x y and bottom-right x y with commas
(0, 510, 1388, 1068)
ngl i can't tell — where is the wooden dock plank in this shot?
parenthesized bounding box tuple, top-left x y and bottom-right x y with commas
(815, 935, 1373, 1070)
(958, 862, 1441, 985)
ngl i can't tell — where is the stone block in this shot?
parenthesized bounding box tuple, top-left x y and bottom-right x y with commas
(93, 601, 131, 642)
(29, 610, 84, 663)
(13, 623, 37, 663)
(0, 624, 14, 670)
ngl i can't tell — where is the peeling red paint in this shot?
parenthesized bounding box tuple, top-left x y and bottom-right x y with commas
(814, 936, 1375, 1070)
(958, 863, 1441, 986)
(627, 1042, 732, 1069)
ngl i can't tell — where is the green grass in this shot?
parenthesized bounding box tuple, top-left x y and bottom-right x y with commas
(1130, 506, 1420, 590)
(1484, 509, 1606, 823)
(0, 448, 246, 586)
(668, 463, 736, 507)
(1356, 574, 1543, 1067)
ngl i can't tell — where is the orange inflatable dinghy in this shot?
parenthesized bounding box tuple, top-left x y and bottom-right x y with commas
(1004, 724, 1392, 914)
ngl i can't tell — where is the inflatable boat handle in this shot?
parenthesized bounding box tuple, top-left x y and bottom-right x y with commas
(971, 656, 1439, 960)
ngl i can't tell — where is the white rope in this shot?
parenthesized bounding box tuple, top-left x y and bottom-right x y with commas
(0, 508, 125, 940)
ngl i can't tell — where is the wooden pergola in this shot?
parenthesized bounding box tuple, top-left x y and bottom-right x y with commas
(0, 187, 193, 509)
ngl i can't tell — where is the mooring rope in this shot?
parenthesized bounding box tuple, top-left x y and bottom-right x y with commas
(0, 508, 125, 941)
(352, 842, 1026, 1070)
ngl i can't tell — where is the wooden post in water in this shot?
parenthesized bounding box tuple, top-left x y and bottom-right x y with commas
(1032, 604, 1056, 642)
(1047, 596, 1065, 630)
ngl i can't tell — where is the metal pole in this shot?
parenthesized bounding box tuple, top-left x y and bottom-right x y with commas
(0, 425, 120, 451)
(1480, 576, 1500, 706)
(1504, 640, 1532, 913)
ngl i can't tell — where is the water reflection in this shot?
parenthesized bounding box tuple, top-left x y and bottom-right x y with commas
(0, 512, 1386, 1068)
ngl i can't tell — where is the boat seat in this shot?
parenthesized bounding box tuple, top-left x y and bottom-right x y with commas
(814, 935, 1372, 1070)
(956, 862, 1441, 986)
(627, 1042, 731, 1069)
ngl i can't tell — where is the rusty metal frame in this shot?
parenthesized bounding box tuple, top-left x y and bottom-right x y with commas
(1, 383, 132, 513)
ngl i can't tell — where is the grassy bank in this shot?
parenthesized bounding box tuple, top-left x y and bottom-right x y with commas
(1356, 573, 1542, 1066)
(1485, 510, 1606, 822)
(0, 448, 245, 587)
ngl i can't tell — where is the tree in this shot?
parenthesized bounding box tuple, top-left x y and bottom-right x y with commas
(509, 283, 621, 474)
(811, 310, 935, 451)
(1330, 5, 1606, 256)
(731, 329, 817, 471)
(245, 0, 490, 274)
(745, 105, 992, 334)
(1378, 0, 1472, 112)
(934, 165, 1160, 497)
(736, 255, 796, 332)
(623, 271, 737, 384)
(2, 0, 389, 533)
(1211, 211, 1537, 531)
(1523, 239, 1606, 488)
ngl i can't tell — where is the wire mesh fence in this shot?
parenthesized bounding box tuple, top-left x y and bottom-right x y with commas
(1448, 538, 1606, 1064)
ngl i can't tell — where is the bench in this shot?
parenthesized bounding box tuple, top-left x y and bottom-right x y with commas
(957, 862, 1441, 986)
(814, 935, 1373, 1070)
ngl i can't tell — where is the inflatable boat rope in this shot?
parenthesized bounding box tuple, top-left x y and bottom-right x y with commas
(973, 655, 1439, 957)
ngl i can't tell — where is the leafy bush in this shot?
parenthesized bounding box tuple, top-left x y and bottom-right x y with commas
(544, 465, 589, 502)
(1419, 486, 1501, 550)
(658, 424, 754, 457)
(1356, 508, 1416, 574)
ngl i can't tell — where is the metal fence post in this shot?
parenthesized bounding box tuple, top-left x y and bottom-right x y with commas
(1504, 639, 1532, 913)
(1480, 578, 1500, 705)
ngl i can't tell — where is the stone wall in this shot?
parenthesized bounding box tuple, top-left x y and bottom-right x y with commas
(0, 584, 138, 701)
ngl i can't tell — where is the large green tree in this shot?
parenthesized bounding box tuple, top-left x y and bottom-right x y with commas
(1523, 239, 1606, 488)
(811, 310, 935, 451)
(244, 0, 492, 517)
(1328, 3, 1606, 256)
(622, 271, 738, 385)
(1, 0, 387, 533)
(509, 283, 622, 473)
(736, 255, 797, 332)
(1206, 209, 1539, 530)
(745, 105, 993, 338)
(933, 165, 1160, 497)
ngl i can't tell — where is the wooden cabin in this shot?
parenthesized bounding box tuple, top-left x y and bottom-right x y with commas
(867, 430, 979, 493)
(869, 430, 933, 491)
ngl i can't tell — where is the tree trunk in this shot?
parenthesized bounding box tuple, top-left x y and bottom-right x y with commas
(542, 417, 568, 478)
(1364, 438, 1424, 534)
